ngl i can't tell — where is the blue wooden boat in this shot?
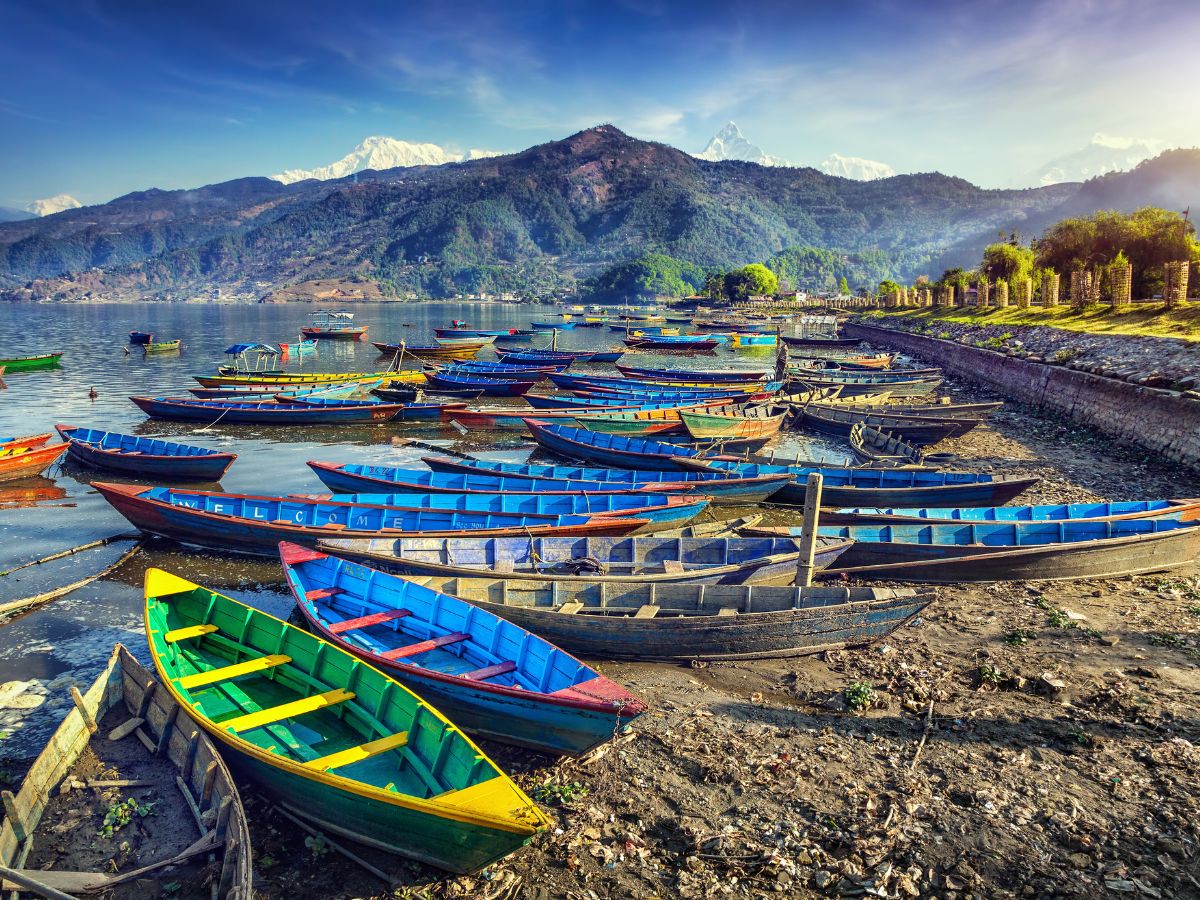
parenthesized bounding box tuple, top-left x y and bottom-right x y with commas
(339, 577, 933, 662)
(298, 490, 709, 532)
(55, 424, 236, 480)
(418, 456, 794, 503)
(548, 372, 767, 393)
(130, 396, 407, 424)
(426, 370, 537, 397)
(495, 349, 593, 364)
(450, 360, 568, 374)
(307, 459, 762, 500)
(189, 380, 381, 400)
(318, 533, 852, 586)
(434, 328, 517, 338)
(531, 321, 576, 330)
(680, 459, 1039, 507)
(526, 420, 726, 470)
(825, 499, 1200, 526)
(128, 331, 152, 344)
(280, 544, 646, 756)
(524, 393, 730, 411)
(95, 484, 647, 555)
(587, 350, 625, 362)
(793, 519, 1200, 582)
(617, 365, 769, 382)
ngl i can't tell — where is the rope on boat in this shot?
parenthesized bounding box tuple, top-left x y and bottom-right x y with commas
(0, 541, 141, 619)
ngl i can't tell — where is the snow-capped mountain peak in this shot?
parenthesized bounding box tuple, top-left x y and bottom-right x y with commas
(27, 194, 82, 216)
(695, 121, 792, 167)
(819, 153, 896, 181)
(1020, 134, 1164, 187)
(272, 136, 500, 184)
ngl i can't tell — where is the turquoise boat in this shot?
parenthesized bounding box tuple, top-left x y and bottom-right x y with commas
(144, 569, 549, 872)
(280, 544, 647, 756)
(824, 499, 1200, 526)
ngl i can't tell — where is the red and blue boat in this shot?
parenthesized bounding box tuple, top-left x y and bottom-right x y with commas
(433, 328, 518, 338)
(426, 370, 537, 397)
(280, 543, 647, 756)
(130, 396, 406, 424)
(95, 483, 649, 555)
(55, 424, 237, 480)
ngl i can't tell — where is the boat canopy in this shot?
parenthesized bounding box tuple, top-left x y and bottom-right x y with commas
(223, 342, 279, 356)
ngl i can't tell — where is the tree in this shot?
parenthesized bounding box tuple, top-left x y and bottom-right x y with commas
(877, 279, 903, 299)
(980, 242, 1035, 285)
(740, 263, 779, 297)
(704, 272, 726, 301)
(838, 276, 850, 295)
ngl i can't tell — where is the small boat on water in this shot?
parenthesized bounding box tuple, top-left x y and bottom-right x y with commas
(144, 569, 549, 872)
(193, 370, 426, 388)
(128, 330, 153, 344)
(448, 360, 567, 376)
(803, 519, 1200, 582)
(190, 378, 382, 400)
(301, 309, 368, 341)
(624, 336, 720, 351)
(97, 483, 649, 554)
(531, 320, 576, 330)
(496, 349, 593, 364)
(419, 455, 795, 503)
(0, 352, 63, 371)
(318, 533, 853, 585)
(390, 576, 934, 661)
(427, 370, 537, 397)
(0, 433, 52, 451)
(56, 424, 237, 480)
(849, 422, 957, 469)
(375, 341, 488, 361)
(280, 544, 647, 756)
(434, 328, 515, 339)
(144, 339, 182, 353)
(822, 499, 1200, 527)
(799, 404, 974, 445)
(572, 405, 697, 437)
(0, 644, 252, 897)
(131, 396, 408, 424)
(780, 334, 859, 348)
(0, 442, 67, 482)
(678, 402, 787, 440)
(616, 365, 769, 382)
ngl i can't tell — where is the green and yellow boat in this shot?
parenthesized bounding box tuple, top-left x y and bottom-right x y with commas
(144, 339, 182, 353)
(194, 370, 426, 388)
(144, 569, 550, 873)
(0, 352, 63, 371)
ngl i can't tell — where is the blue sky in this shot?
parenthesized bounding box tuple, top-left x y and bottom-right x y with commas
(2, 0, 1198, 207)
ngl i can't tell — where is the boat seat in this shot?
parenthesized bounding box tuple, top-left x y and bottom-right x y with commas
(164, 624, 218, 644)
(305, 587, 345, 601)
(221, 688, 355, 734)
(493, 560, 515, 573)
(379, 632, 468, 660)
(461, 660, 517, 681)
(557, 602, 584, 614)
(322, 522, 348, 530)
(178, 654, 292, 689)
(633, 605, 660, 619)
(305, 730, 410, 772)
(717, 607, 739, 617)
(660, 560, 684, 573)
(327, 608, 412, 634)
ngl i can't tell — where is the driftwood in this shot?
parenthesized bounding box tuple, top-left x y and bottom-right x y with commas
(0, 533, 138, 577)
(0, 543, 140, 618)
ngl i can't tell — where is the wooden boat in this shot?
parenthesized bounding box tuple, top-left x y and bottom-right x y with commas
(194, 370, 425, 388)
(280, 545, 646, 756)
(144, 339, 182, 353)
(0, 433, 52, 451)
(0, 644, 252, 897)
(525, 393, 725, 411)
(391, 577, 933, 661)
(0, 352, 63, 371)
(780, 335, 859, 348)
(625, 337, 720, 351)
(531, 320, 576, 330)
(319, 533, 853, 586)
(96, 483, 648, 554)
(684, 459, 1038, 507)
(427, 370, 537, 397)
(190, 377, 384, 399)
(299, 490, 709, 533)
(809, 519, 1200, 582)
(851, 423, 926, 467)
(678, 403, 786, 440)
(450, 359, 567, 375)
(0, 442, 67, 482)
(526, 421, 731, 470)
(587, 350, 626, 362)
(131, 396, 408, 424)
(731, 332, 778, 347)
(572, 406, 698, 437)
(419, 455, 795, 503)
(434, 328, 513, 338)
(444, 405, 636, 429)
(548, 372, 767, 393)
(56, 424, 237, 480)
(572, 386, 779, 404)
(789, 353, 895, 370)
(374, 341, 487, 361)
(823, 499, 1200, 527)
(791, 373, 941, 398)
(822, 398, 1002, 419)
(616, 365, 768, 382)
(373, 384, 485, 402)
(144, 569, 548, 872)
(800, 405, 973, 445)
(128, 330, 153, 344)
(301, 309, 368, 340)
(497, 349, 593, 363)
(434, 365, 553, 382)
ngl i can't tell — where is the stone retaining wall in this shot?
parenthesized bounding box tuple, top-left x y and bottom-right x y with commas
(846, 323, 1200, 470)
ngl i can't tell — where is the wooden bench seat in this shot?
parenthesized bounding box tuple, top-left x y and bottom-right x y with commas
(221, 688, 355, 734)
(327, 608, 411, 634)
(379, 632, 468, 661)
(178, 654, 291, 690)
(461, 660, 517, 682)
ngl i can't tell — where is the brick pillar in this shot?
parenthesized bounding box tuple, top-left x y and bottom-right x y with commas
(1164, 261, 1189, 308)
(1015, 277, 1032, 308)
(994, 281, 1009, 307)
(1108, 264, 1132, 305)
(977, 281, 990, 307)
(1069, 269, 1094, 308)
(1042, 271, 1060, 306)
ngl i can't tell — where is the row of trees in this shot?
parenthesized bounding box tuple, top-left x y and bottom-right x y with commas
(881, 208, 1199, 305)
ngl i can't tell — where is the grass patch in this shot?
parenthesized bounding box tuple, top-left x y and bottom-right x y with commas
(872, 303, 1200, 341)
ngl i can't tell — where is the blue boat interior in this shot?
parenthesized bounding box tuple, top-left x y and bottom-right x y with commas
(818, 518, 1197, 546)
(838, 501, 1180, 521)
(63, 426, 225, 458)
(421, 457, 747, 484)
(316, 462, 674, 494)
(287, 552, 599, 694)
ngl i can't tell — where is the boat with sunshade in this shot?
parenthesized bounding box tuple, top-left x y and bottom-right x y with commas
(0, 644, 252, 898)
(280, 544, 647, 756)
(56, 424, 237, 480)
(96, 483, 648, 554)
(318, 533, 852, 585)
(128, 330, 153, 344)
(386, 576, 934, 661)
(301, 309, 368, 340)
(144, 569, 548, 872)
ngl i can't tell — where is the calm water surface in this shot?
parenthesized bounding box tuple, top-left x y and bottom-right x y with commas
(0, 302, 845, 755)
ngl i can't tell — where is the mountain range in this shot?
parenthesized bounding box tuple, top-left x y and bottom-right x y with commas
(273, 136, 500, 184)
(2, 125, 1197, 301)
(694, 122, 896, 181)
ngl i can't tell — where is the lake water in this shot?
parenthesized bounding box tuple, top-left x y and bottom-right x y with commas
(0, 301, 844, 756)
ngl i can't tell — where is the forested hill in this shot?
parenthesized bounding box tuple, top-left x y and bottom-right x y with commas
(3, 126, 1197, 299)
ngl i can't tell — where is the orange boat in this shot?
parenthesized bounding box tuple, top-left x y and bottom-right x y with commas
(0, 443, 67, 482)
(0, 433, 53, 452)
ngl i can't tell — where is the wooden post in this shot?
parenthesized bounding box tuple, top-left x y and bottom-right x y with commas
(2, 790, 25, 842)
(70, 686, 97, 734)
(795, 472, 824, 588)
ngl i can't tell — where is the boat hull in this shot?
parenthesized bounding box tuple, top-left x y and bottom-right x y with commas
(0, 353, 63, 371)
(131, 396, 405, 424)
(0, 443, 67, 482)
(56, 425, 236, 480)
